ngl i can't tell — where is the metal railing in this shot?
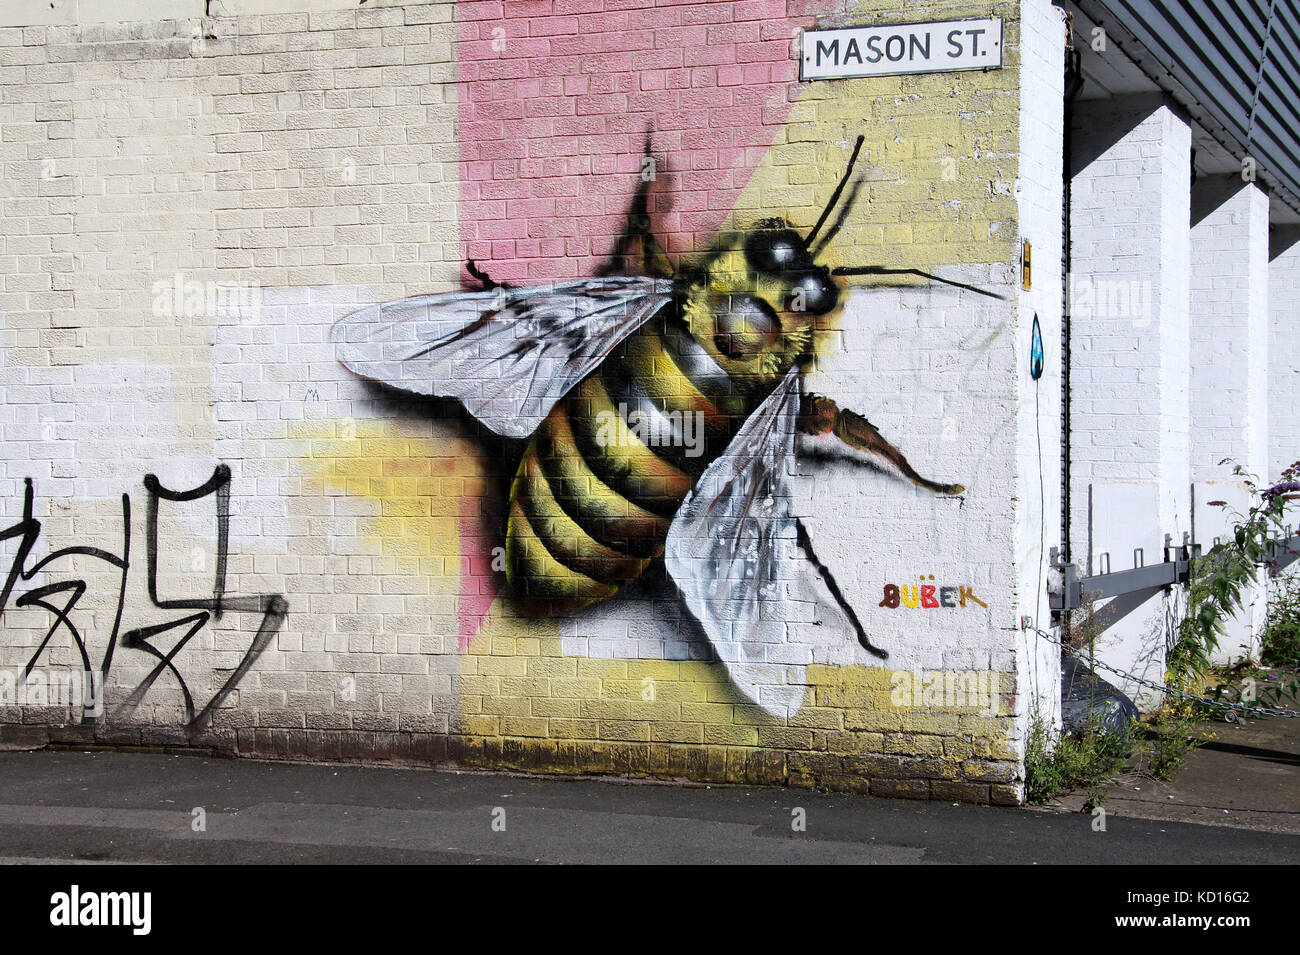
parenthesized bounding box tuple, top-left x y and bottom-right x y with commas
(1049, 530, 1300, 632)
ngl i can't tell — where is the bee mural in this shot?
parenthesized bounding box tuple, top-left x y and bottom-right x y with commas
(331, 135, 998, 713)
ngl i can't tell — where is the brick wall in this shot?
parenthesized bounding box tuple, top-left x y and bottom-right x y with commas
(0, 0, 1056, 804)
(1270, 226, 1300, 481)
(1189, 176, 1270, 485)
(1065, 94, 1191, 709)
(1068, 94, 1192, 565)
(1013, 0, 1064, 731)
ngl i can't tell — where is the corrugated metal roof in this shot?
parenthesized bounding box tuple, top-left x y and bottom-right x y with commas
(1073, 0, 1300, 214)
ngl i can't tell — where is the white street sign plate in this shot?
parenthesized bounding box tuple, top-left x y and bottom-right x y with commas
(801, 18, 1003, 80)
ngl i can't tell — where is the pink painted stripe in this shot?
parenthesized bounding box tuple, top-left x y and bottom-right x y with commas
(455, 0, 822, 285)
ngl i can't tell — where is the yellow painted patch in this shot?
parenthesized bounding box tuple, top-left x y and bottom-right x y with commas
(724, 0, 1022, 281)
(463, 598, 1014, 773)
(298, 417, 480, 577)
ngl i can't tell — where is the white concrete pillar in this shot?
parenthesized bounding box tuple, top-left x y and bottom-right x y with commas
(1269, 225, 1300, 480)
(1015, 0, 1067, 736)
(1190, 176, 1270, 483)
(1066, 94, 1191, 709)
(1267, 225, 1300, 644)
(1190, 175, 1271, 662)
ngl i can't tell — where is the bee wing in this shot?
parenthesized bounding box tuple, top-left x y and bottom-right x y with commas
(664, 364, 808, 718)
(331, 276, 673, 439)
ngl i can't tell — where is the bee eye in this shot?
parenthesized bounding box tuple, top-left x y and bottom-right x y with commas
(713, 295, 780, 359)
(744, 229, 808, 275)
(789, 272, 838, 315)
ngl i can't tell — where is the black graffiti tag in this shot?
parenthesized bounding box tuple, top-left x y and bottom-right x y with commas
(0, 465, 287, 731)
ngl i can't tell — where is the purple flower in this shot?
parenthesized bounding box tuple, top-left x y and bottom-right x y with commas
(1262, 480, 1300, 500)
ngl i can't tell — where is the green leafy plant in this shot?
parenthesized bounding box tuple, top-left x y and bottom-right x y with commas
(1024, 599, 1138, 805)
(1024, 714, 1135, 806)
(1261, 571, 1300, 666)
(1206, 658, 1300, 716)
(1138, 699, 1210, 780)
(1168, 460, 1300, 683)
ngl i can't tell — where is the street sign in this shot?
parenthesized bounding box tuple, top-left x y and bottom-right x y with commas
(801, 18, 1003, 80)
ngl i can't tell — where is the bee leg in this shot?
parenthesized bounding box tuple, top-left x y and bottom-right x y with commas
(466, 259, 509, 291)
(795, 516, 887, 659)
(799, 394, 965, 496)
(594, 142, 674, 280)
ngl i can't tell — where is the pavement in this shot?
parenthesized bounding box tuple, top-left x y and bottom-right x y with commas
(1051, 712, 1300, 835)
(0, 746, 1297, 864)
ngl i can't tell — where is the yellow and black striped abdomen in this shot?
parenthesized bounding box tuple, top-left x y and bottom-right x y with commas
(505, 313, 749, 616)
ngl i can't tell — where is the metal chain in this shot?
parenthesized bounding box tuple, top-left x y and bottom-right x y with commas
(1029, 627, 1300, 719)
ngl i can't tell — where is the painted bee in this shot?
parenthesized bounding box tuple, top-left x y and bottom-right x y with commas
(332, 135, 994, 714)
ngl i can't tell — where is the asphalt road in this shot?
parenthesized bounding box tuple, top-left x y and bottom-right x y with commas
(0, 750, 1296, 864)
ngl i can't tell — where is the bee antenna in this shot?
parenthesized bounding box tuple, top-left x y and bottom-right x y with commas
(832, 265, 1009, 301)
(810, 174, 865, 258)
(806, 134, 865, 248)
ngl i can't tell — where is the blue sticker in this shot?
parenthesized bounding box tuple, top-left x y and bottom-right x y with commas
(1030, 313, 1044, 380)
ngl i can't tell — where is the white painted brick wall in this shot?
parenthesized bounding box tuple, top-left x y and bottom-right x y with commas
(1190, 176, 1270, 484)
(1189, 175, 1271, 662)
(1269, 226, 1300, 479)
(1068, 95, 1191, 563)
(1015, 0, 1065, 729)
(0, 8, 463, 735)
(1066, 95, 1191, 709)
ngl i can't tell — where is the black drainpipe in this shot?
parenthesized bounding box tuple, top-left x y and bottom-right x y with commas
(1061, 39, 1084, 564)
